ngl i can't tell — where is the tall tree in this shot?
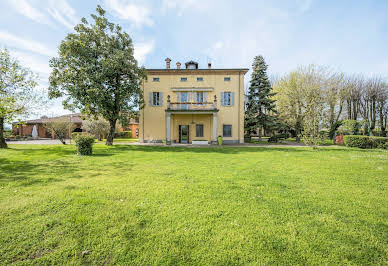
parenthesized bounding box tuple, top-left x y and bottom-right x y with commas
(245, 55, 277, 138)
(0, 49, 39, 148)
(48, 5, 147, 145)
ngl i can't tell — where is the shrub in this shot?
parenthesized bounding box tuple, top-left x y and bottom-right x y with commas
(74, 134, 95, 155)
(337, 120, 360, 135)
(268, 136, 279, 143)
(344, 135, 388, 149)
(115, 131, 132, 138)
(71, 132, 82, 140)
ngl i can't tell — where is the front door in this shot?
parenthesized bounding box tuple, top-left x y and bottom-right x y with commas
(179, 125, 189, 143)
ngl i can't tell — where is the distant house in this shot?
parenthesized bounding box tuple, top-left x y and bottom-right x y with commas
(12, 114, 84, 139)
(12, 114, 139, 139)
(140, 58, 248, 144)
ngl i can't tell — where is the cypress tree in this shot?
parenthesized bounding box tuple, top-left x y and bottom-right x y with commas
(245, 55, 277, 138)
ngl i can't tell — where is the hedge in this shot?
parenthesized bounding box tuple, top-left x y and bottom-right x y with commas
(343, 135, 388, 149)
(74, 134, 95, 155)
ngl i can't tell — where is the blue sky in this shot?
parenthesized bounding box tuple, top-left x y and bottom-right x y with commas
(1, 0, 388, 118)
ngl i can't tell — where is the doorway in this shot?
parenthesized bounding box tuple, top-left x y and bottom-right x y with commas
(179, 125, 189, 143)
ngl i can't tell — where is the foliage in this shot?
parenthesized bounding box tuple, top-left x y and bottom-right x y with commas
(337, 120, 360, 135)
(343, 135, 388, 149)
(1, 145, 387, 264)
(115, 130, 132, 138)
(48, 6, 147, 146)
(82, 117, 110, 141)
(245, 55, 278, 137)
(0, 48, 41, 148)
(45, 119, 76, 145)
(74, 134, 95, 155)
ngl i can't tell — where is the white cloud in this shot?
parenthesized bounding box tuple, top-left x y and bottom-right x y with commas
(9, 50, 51, 79)
(161, 0, 206, 15)
(0, 31, 56, 57)
(212, 41, 224, 50)
(134, 41, 154, 65)
(104, 0, 153, 27)
(7, 0, 52, 26)
(46, 0, 79, 30)
(296, 0, 313, 13)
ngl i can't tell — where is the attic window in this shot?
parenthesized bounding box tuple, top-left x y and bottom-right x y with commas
(185, 60, 198, 69)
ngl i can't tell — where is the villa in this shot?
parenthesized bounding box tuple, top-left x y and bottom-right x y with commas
(140, 59, 248, 144)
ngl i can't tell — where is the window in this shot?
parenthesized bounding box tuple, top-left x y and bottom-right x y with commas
(195, 92, 204, 103)
(224, 77, 231, 81)
(152, 77, 160, 82)
(223, 125, 232, 137)
(197, 77, 203, 81)
(196, 124, 204, 137)
(180, 77, 187, 82)
(152, 92, 160, 106)
(188, 65, 196, 69)
(223, 92, 232, 106)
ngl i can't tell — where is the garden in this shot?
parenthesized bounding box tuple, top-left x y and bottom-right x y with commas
(0, 144, 387, 264)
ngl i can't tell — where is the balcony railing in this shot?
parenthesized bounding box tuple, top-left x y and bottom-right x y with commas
(166, 95, 218, 111)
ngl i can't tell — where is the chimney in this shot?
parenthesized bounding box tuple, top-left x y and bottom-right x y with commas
(208, 62, 212, 69)
(176, 62, 181, 69)
(165, 58, 171, 69)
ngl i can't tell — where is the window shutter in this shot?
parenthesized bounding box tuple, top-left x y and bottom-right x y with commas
(204, 92, 208, 103)
(159, 92, 163, 106)
(187, 92, 191, 102)
(149, 92, 153, 106)
(177, 92, 181, 102)
(220, 92, 224, 106)
(231, 92, 235, 106)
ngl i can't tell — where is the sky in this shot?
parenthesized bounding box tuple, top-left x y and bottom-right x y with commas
(1, 0, 388, 121)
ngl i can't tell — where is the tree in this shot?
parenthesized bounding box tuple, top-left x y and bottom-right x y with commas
(0, 48, 39, 148)
(45, 118, 76, 144)
(298, 65, 325, 147)
(48, 5, 147, 146)
(82, 117, 110, 141)
(323, 72, 347, 142)
(273, 71, 305, 141)
(245, 55, 277, 138)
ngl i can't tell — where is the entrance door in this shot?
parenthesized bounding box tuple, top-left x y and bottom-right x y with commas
(179, 125, 189, 143)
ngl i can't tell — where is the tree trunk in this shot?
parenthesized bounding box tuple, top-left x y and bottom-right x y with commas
(0, 117, 8, 149)
(106, 119, 116, 146)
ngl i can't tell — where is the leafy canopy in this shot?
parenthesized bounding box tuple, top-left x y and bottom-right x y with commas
(48, 5, 147, 132)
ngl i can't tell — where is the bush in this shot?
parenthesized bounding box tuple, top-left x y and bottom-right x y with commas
(344, 135, 388, 149)
(337, 120, 360, 135)
(71, 132, 82, 140)
(268, 136, 279, 143)
(74, 134, 95, 155)
(115, 131, 132, 138)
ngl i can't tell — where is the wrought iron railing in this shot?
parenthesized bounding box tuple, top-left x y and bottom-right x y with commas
(166, 95, 218, 111)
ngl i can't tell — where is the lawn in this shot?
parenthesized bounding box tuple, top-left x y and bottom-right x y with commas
(0, 145, 387, 264)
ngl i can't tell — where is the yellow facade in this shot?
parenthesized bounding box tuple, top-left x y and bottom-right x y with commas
(139, 61, 248, 144)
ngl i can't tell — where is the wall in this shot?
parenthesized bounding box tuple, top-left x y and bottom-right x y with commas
(140, 69, 246, 143)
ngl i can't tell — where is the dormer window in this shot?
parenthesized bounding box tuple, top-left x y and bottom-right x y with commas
(181, 77, 187, 82)
(152, 77, 160, 82)
(185, 60, 198, 69)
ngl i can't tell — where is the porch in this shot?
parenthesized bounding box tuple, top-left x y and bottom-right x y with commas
(165, 95, 219, 144)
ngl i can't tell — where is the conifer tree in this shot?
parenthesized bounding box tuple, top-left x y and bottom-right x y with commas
(245, 55, 277, 138)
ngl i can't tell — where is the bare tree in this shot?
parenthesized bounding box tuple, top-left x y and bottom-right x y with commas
(377, 81, 388, 136)
(45, 117, 76, 144)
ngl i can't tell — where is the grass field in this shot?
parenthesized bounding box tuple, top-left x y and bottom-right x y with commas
(0, 145, 387, 264)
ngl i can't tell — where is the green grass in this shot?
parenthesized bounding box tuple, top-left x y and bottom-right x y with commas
(0, 145, 387, 264)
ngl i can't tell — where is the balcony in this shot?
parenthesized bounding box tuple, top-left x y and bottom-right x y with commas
(166, 95, 218, 113)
